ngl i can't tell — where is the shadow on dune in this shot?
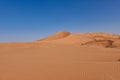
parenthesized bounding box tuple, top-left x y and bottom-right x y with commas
(118, 59, 120, 61)
(81, 40, 115, 48)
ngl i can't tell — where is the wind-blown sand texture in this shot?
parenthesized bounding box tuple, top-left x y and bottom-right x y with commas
(0, 31, 120, 80)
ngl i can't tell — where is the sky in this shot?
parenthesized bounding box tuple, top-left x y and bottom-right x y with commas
(0, 0, 120, 42)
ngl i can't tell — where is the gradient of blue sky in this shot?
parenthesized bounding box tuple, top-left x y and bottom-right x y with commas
(0, 0, 120, 42)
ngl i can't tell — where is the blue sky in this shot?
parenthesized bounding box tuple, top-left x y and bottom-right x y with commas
(0, 0, 120, 42)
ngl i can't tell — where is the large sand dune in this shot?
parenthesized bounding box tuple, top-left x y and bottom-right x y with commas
(37, 31, 120, 48)
(0, 31, 120, 80)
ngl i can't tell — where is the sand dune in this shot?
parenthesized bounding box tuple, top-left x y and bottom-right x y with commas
(37, 31, 120, 48)
(0, 31, 120, 80)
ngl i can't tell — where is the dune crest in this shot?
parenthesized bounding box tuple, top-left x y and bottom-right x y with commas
(37, 31, 71, 41)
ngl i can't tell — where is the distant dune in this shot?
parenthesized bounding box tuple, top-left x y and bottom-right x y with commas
(37, 31, 120, 48)
(0, 31, 120, 80)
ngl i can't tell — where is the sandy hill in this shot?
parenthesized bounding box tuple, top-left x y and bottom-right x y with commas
(37, 31, 120, 48)
(0, 31, 120, 80)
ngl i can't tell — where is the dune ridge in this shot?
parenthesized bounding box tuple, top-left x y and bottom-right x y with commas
(37, 31, 71, 41)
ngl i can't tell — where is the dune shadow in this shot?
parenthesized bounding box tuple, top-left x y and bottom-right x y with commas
(118, 59, 120, 62)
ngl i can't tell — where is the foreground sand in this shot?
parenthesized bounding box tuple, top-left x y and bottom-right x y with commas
(0, 42, 120, 80)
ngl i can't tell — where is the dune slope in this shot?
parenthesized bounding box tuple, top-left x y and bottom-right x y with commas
(0, 42, 120, 80)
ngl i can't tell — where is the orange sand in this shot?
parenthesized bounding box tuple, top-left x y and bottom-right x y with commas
(0, 31, 120, 80)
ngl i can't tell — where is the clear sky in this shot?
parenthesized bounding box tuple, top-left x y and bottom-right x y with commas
(0, 0, 120, 42)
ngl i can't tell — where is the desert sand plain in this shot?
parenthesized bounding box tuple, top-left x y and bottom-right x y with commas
(0, 31, 120, 80)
